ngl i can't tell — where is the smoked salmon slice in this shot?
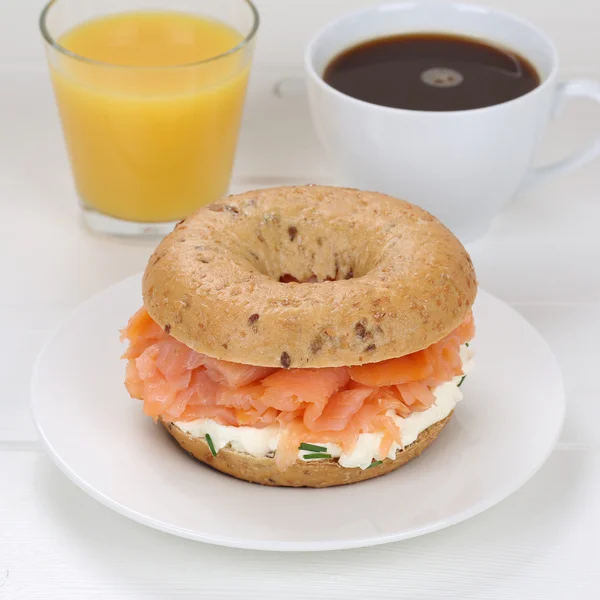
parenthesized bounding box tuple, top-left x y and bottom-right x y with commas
(216, 384, 263, 411)
(306, 386, 374, 432)
(349, 350, 433, 386)
(120, 307, 164, 359)
(202, 356, 275, 388)
(258, 368, 349, 413)
(397, 381, 437, 408)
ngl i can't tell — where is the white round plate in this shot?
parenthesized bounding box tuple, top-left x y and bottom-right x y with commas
(31, 275, 564, 551)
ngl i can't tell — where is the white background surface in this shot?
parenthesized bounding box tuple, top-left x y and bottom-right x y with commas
(1, 0, 599, 598)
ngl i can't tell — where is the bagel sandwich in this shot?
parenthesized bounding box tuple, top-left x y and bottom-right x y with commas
(121, 185, 477, 487)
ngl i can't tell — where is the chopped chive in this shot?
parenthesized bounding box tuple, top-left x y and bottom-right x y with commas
(302, 453, 332, 460)
(299, 442, 328, 453)
(457, 375, 466, 388)
(205, 434, 217, 457)
(465, 342, 470, 347)
(367, 460, 383, 469)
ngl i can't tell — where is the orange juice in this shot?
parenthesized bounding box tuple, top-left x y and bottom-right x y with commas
(50, 11, 250, 223)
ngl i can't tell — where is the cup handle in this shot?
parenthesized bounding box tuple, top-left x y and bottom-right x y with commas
(521, 79, 600, 191)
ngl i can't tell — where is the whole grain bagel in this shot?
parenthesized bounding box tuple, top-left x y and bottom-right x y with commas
(162, 412, 453, 488)
(143, 185, 476, 368)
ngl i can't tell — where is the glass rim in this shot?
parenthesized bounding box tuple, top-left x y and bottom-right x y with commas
(39, 0, 259, 70)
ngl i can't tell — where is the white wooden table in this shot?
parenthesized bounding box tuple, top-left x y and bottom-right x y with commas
(1, 1, 600, 597)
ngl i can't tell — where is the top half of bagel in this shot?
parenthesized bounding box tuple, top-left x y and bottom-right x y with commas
(142, 185, 477, 368)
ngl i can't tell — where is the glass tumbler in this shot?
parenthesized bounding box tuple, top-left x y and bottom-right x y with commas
(40, 0, 258, 237)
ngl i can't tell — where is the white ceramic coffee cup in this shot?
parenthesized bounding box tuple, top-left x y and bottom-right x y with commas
(305, 1, 600, 242)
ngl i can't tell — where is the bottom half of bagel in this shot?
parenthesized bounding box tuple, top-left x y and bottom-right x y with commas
(161, 412, 453, 488)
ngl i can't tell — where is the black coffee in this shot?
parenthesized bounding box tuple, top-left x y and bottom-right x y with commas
(323, 33, 540, 111)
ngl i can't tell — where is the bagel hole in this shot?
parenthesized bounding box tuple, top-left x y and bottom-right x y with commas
(278, 272, 353, 284)
(241, 220, 367, 282)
